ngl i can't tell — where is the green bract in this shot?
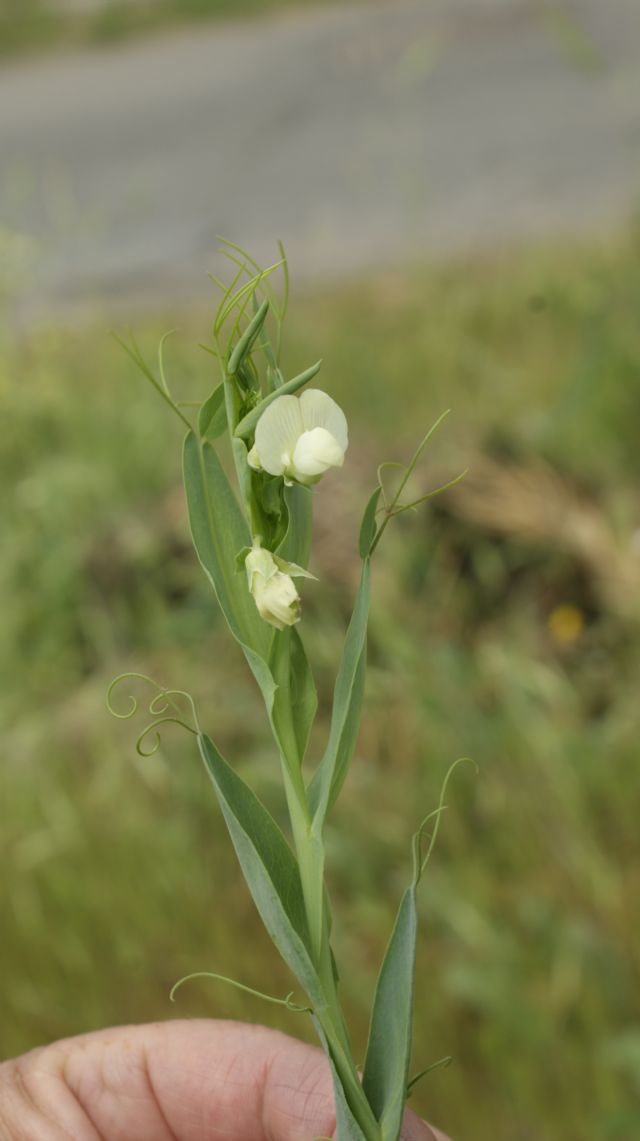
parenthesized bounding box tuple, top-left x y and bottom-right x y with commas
(112, 243, 467, 1141)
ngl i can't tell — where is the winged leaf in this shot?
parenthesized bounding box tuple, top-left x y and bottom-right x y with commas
(183, 431, 272, 660)
(362, 886, 418, 1140)
(308, 560, 371, 824)
(313, 1019, 373, 1141)
(277, 482, 313, 569)
(234, 361, 322, 439)
(359, 487, 381, 558)
(199, 734, 325, 1008)
(198, 383, 227, 440)
(264, 634, 312, 768)
(269, 628, 317, 765)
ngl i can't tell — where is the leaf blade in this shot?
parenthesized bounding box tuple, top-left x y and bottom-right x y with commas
(269, 628, 318, 766)
(234, 360, 322, 439)
(198, 734, 324, 1008)
(228, 297, 270, 375)
(313, 1019, 371, 1141)
(198, 383, 227, 440)
(362, 886, 418, 1140)
(359, 487, 382, 558)
(308, 560, 371, 824)
(182, 431, 271, 658)
(277, 482, 314, 568)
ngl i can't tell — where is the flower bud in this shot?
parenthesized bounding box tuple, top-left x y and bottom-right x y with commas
(245, 546, 300, 630)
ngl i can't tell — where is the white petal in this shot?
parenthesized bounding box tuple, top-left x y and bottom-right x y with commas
(292, 428, 345, 477)
(254, 395, 304, 477)
(245, 546, 277, 586)
(247, 444, 262, 471)
(245, 545, 301, 629)
(253, 571, 300, 630)
(299, 389, 348, 455)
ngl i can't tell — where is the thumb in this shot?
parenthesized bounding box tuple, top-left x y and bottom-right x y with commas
(0, 1019, 452, 1141)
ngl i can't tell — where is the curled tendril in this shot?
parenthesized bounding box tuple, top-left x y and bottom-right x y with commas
(412, 756, 478, 886)
(107, 673, 201, 757)
(148, 692, 170, 716)
(107, 672, 162, 720)
(170, 971, 312, 1014)
(148, 688, 200, 732)
(135, 716, 198, 758)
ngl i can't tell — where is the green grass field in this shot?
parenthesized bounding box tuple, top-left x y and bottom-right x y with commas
(2, 234, 640, 1139)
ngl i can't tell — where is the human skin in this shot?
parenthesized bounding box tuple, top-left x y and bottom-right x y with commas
(0, 1020, 451, 1141)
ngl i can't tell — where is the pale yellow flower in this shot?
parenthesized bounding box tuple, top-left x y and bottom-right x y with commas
(245, 546, 316, 630)
(248, 389, 348, 485)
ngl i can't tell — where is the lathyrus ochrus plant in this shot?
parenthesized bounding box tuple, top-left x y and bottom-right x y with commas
(109, 243, 467, 1141)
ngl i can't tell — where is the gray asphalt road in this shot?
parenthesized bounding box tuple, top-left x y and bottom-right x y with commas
(1, 0, 639, 319)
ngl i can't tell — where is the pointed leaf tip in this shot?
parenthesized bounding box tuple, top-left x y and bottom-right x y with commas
(359, 487, 382, 558)
(228, 297, 270, 375)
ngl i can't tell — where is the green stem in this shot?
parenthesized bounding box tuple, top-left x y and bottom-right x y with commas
(288, 801, 380, 1138)
(272, 686, 380, 1140)
(272, 693, 325, 964)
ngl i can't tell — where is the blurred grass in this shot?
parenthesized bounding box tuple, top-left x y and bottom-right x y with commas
(0, 0, 349, 59)
(2, 233, 640, 1139)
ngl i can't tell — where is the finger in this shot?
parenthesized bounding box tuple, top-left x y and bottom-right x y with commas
(400, 1114, 451, 1141)
(0, 1019, 444, 1141)
(420, 1127, 452, 1141)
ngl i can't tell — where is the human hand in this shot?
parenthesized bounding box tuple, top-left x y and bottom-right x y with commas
(0, 1019, 451, 1140)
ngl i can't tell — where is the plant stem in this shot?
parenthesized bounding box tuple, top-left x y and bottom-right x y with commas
(274, 697, 380, 1139)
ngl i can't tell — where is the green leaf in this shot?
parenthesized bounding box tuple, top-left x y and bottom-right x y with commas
(332, 1073, 370, 1141)
(199, 735, 325, 1009)
(308, 561, 371, 824)
(182, 431, 271, 661)
(235, 359, 259, 394)
(359, 487, 381, 558)
(269, 628, 317, 764)
(228, 298, 270, 375)
(247, 471, 288, 553)
(249, 289, 284, 391)
(267, 633, 313, 770)
(273, 556, 317, 581)
(277, 482, 313, 568)
(313, 1019, 371, 1141)
(258, 322, 282, 391)
(198, 383, 227, 439)
(235, 546, 252, 572)
(234, 360, 322, 439)
(362, 886, 418, 1140)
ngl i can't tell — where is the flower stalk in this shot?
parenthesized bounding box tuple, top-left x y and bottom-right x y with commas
(114, 244, 465, 1141)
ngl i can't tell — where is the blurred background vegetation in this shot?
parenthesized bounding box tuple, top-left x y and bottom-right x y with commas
(0, 0, 343, 58)
(2, 230, 640, 1139)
